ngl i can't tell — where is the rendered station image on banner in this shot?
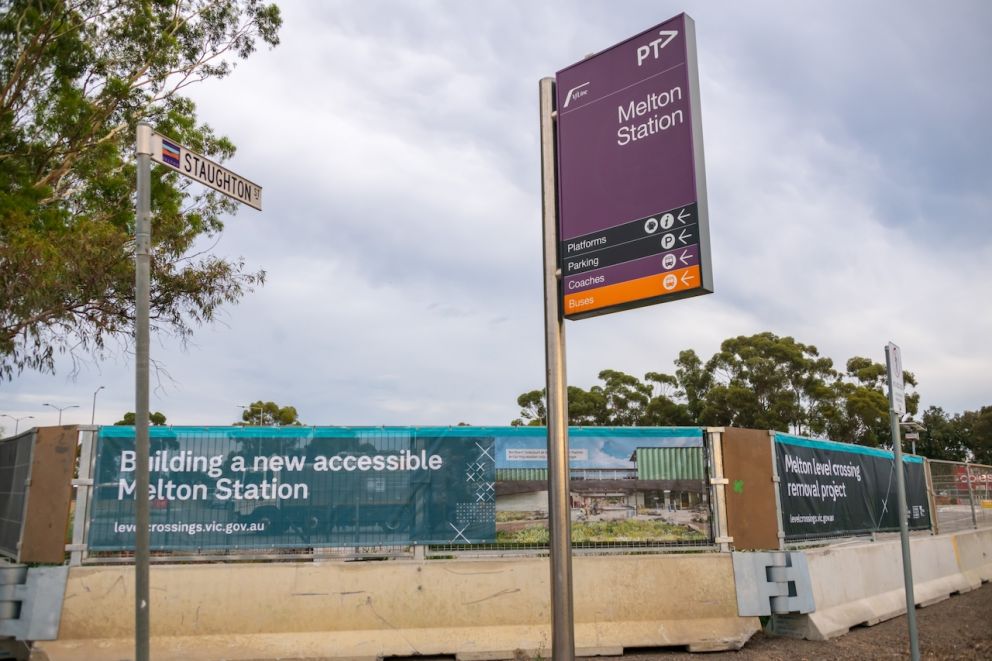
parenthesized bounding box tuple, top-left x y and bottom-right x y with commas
(493, 427, 710, 545)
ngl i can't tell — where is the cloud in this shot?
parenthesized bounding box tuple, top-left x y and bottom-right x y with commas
(4, 0, 990, 433)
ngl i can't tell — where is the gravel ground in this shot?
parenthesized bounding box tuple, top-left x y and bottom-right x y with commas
(599, 580, 992, 660)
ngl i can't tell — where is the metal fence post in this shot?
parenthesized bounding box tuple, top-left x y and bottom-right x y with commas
(965, 464, 978, 530)
(706, 428, 731, 551)
(768, 431, 785, 551)
(923, 459, 939, 536)
(68, 427, 97, 566)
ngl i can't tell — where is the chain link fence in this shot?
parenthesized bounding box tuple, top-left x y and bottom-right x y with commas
(0, 429, 34, 559)
(928, 460, 992, 533)
(59, 426, 992, 565)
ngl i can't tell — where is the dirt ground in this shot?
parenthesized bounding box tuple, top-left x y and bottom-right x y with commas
(600, 580, 992, 660)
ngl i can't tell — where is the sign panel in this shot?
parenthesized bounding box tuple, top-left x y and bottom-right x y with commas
(952, 465, 992, 499)
(88, 427, 494, 551)
(150, 132, 263, 210)
(556, 13, 711, 319)
(774, 433, 931, 540)
(885, 342, 906, 415)
(86, 426, 709, 552)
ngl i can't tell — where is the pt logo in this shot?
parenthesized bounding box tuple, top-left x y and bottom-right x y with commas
(636, 29, 678, 66)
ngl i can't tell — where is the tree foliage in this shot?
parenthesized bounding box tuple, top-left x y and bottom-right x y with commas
(235, 400, 301, 427)
(701, 333, 837, 436)
(115, 410, 166, 425)
(508, 332, 983, 455)
(916, 406, 970, 461)
(919, 405, 992, 465)
(0, 0, 282, 380)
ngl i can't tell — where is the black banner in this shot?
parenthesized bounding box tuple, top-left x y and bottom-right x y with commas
(775, 433, 931, 540)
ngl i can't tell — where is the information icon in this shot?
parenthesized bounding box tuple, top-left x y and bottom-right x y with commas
(660, 213, 675, 230)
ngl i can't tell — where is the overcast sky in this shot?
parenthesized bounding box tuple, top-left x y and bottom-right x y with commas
(3, 0, 990, 432)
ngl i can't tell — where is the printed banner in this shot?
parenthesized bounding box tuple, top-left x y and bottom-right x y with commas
(88, 427, 496, 551)
(87, 426, 708, 551)
(775, 433, 931, 539)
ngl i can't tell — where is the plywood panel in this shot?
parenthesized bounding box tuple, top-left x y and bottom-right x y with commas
(20, 426, 76, 563)
(721, 428, 780, 550)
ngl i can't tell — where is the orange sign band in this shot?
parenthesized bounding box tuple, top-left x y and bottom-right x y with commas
(563, 265, 701, 315)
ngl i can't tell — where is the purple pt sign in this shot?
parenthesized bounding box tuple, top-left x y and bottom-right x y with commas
(556, 13, 712, 319)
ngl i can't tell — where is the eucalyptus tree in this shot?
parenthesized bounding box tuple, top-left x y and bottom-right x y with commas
(115, 411, 167, 425)
(701, 332, 836, 434)
(236, 400, 301, 427)
(825, 356, 919, 448)
(0, 0, 282, 379)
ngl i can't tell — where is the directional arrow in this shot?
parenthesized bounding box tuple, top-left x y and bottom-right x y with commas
(681, 270, 696, 286)
(679, 249, 692, 266)
(677, 207, 691, 224)
(678, 229, 691, 245)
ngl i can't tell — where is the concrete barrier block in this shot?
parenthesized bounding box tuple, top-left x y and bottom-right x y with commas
(37, 554, 758, 660)
(952, 528, 992, 585)
(770, 529, 992, 641)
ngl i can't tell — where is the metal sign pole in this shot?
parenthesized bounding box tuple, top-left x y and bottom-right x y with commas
(134, 122, 153, 661)
(539, 76, 575, 660)
(128, 125, 260, 660)
(885, 343, 919, 661)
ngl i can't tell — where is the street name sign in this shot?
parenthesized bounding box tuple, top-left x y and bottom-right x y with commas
(150, 132, 263, 210)
(556, 13, 711, 319)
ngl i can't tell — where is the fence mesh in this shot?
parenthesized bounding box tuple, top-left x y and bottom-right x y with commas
(0, 430, 33, 559)
(928, 460, 992, 533)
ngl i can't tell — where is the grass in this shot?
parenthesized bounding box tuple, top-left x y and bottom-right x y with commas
(496, 510, 543, 523)
(495, 519, 707, 544)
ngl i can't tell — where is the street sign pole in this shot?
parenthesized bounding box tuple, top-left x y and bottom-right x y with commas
(131, 123, 260, 661)
(539, 14, 710, 656)
(539, 77, 575, 660)
(134, 122, 153, 661)
(885, 342, 919, 661)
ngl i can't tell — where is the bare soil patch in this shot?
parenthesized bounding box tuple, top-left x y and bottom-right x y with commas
(601, 580, 992, 660)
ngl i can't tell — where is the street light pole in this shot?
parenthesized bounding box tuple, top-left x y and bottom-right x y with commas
(91, 386, 105, 425)
(2, 415, 34, 435)
(43, 403, 80, 425)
